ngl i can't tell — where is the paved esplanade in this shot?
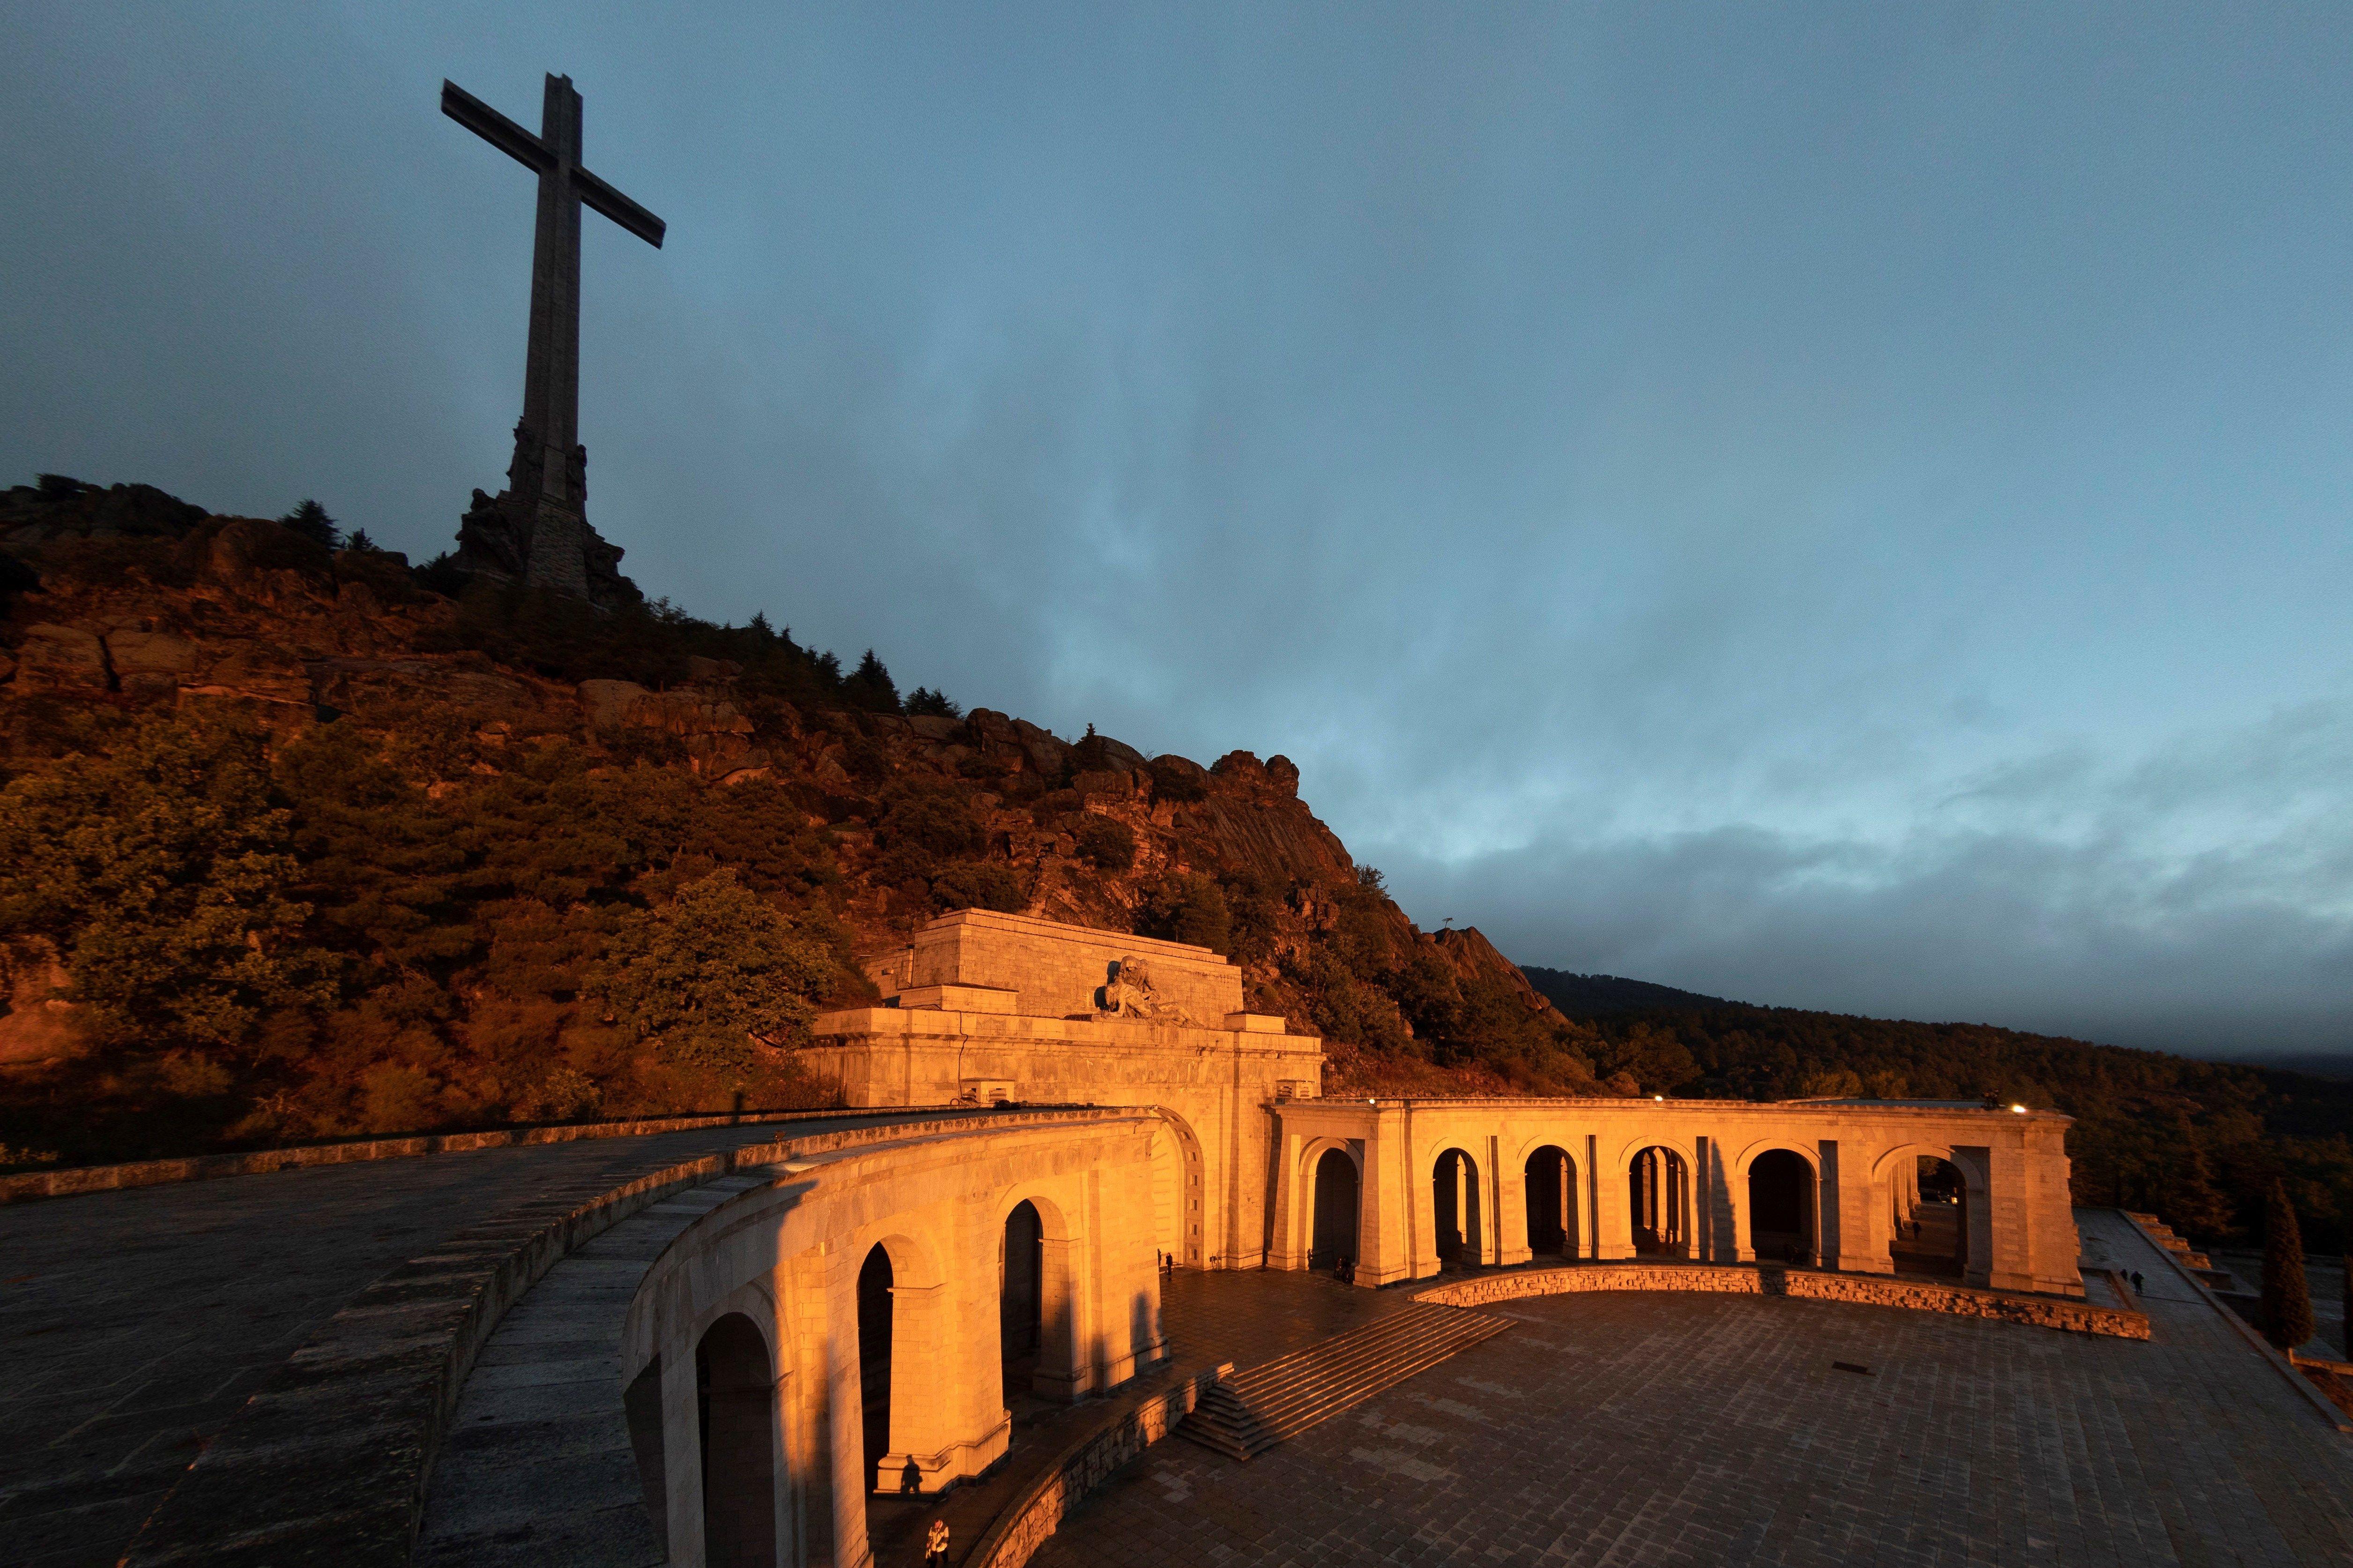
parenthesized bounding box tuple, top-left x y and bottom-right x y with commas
(0, 1124, 802, 1568)
(1036, 1212, 2353, 1568)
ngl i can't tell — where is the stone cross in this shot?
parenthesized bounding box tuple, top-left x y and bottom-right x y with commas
(443, 74, 664, 601)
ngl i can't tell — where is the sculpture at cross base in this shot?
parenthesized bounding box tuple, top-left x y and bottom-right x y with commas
(442, 74, 664, 609)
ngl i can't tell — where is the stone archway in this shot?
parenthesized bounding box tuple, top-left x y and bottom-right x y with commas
(1152, 1109, 1210, 1269)
(1628, 1146, 1690, 1257)
(1309, 1147, 1360, 1271)
(999, 1199, 1044, 1389)
(1747, 1149, 1816, 1265)
(1524, 1145, 1577, 1257)
(855, 1245, 896, 1492)
(1893, 1154, 1967, 1278)
(696, 1311, 776, 1568)
(1433, 1148, 1483, 1265)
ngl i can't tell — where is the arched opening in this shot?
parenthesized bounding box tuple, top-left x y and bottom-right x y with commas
(856, 1245, 893, 1488)
(1524, 1145, 1577, 1257)
(1747, 1150, 1815, 1265)
(1892, 1155, 1967, 1278)
(1628, 1146, 1690, 1257)
(1155, 1111, 1210, 1269)
(1433, 1148, 1483, 1265)
(1309, 1148, 1360, 1271)
(1000, 1200, 1044, 1389)
(696, 1312, 777, 1568)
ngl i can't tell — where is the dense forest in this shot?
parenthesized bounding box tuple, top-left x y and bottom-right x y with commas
(1522, 971, 2353, 1254)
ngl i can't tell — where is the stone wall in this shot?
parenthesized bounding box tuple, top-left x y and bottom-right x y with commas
(1411, 1264, 2148, 1339)
(967, 1365, 1227, 1568)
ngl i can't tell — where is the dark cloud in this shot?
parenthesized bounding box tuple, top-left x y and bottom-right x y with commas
(3, 4, 2349, 1058)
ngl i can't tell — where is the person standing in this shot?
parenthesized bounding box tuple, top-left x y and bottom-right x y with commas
(925, 1517, 951, 1567)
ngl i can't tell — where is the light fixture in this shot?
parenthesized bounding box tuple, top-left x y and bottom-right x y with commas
(2010, 1103, 2027, 1113)
(1654, 1095, 1663, 1102)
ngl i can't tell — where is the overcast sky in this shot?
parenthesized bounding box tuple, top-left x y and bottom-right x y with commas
(6, 4, 2350, 1060)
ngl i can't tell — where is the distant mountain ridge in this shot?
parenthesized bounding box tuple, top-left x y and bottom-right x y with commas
(1518, 967, 1731, 1017)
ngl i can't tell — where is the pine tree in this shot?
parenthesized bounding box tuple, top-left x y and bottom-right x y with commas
(843, 649, 900, 714)
(278, 498, 341, 550)
(2260, 1178, 2315, 1351)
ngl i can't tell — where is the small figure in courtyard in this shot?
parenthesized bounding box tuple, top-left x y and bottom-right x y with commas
(925, 1517, 951, 1566)
(2131, 1270, 2145, 1295)
(901, 1457, 922, 1494)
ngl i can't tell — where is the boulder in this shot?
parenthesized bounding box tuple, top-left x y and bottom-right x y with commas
(965, 709, 1018, 746)
(685, 655, 742, 684)
(905, 714, 962, 741)
(104, 630, 200, 701)
(186, 642, 312, 707)
(1211, 749, 1267, 785)
(578, 679, 653, 729)
(11, 624, 110, 691)
(1098, 736, 1149, 771)
(1072, 769, 1136, 800)
(1265, 754, 1300, 796)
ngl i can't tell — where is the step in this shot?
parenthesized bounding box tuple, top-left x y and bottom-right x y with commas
(1188, 1312, 1511, 1456)
(1177, 1303, 1513, 1460)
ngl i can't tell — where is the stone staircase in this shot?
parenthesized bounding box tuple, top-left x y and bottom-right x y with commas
(1177, 1302, 1514, 1460)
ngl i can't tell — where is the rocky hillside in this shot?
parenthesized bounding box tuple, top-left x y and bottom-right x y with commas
(0, 478, 1611, 1165)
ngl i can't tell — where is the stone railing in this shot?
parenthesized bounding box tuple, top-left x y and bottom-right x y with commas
(1412, 1262, 2149, 1339)
(0, 1101, 1118, 1205)
(0, 1107, 864, 1205)
(966, 1364, 1228, 1568)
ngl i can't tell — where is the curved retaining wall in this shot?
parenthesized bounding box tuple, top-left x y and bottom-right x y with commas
(1411, 1263, 2149, 1339)
(967, 1365, 1226, 1568)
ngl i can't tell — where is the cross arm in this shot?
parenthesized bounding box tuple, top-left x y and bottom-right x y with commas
(577, 167, 667, 248)
(442, 80, 550, 173)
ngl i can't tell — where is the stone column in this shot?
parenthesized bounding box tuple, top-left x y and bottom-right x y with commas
(1958, 1147, 1995, 1289)
(1358, 1108, 1415, 1286)
(1826, 1141, 1873, 1272)
(2025, 1121, 2084, 1296)
(1557, 1155, 1572, 1257)
(1497, 1135, 1530, 1265)
(661, 1332, 706, 1567)
(1452, 1153, 1469, 1253)
(824, 1254, 872, 1568)
(1267, 1127, 1307, 1272)
(1981, 1142, 2034, 1292)
(1595, 1141, 1634, 1261)
(1032, 1242, 1086, 1401)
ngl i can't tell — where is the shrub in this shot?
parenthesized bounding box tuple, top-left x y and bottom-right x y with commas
(1138, 872, 1230, 955)
(930, 861, 1026, 914)
(0, 716, 334, 1060)
(1148, 756, 1208, 803)
(1075, 815, 1136, 872)
(599, 869, 835, 1075)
